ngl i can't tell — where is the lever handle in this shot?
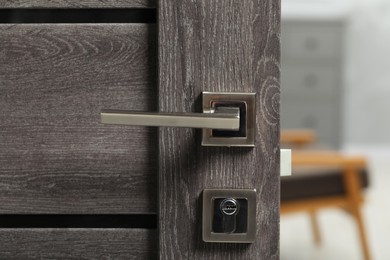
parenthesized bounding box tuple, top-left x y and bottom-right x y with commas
(101, 107, 240, 130)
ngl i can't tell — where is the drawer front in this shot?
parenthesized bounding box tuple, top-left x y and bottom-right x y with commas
(281, 65, 339, 97)
(0, 24, 157, 214)
(281, 100, 341, 147)
(282, 23, 342, 60)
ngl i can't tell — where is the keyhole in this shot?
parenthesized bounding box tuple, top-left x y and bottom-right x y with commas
(220, 198, 239, 216)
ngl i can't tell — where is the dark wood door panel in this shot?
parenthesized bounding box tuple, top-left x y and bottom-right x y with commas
(0, 24, 157, 214)
(0, 0, 156, 8)
(0, 229, 157, 259)
(158, 0, 280, 258)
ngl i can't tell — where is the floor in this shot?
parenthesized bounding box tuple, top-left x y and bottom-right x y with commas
(281, 150, 390, 260)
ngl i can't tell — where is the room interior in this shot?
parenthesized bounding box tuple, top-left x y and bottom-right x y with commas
(280, 0, 390, 259)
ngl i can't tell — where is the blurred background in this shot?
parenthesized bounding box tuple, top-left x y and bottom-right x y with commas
(280, 0, 390, 259)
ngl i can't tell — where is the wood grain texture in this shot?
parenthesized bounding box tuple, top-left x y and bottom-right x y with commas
(0, 0, 156, 8)
(158, 0, 280, 259)
(0, 229, 157, 259)
(0, 24, 157, 214)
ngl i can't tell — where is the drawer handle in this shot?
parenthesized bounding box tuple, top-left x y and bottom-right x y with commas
(304, 74, 318, 88)
(305, 37, 319, 51)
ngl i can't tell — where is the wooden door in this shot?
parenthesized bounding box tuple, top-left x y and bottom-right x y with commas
(0, 1, 280, 259)
(159, 1, 280, 258)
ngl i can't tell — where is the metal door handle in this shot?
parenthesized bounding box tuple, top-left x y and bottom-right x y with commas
(100, 92, 256, 147)
(101, 107, 240, 130)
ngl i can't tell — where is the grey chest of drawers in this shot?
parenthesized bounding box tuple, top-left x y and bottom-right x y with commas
(281, 19, 345, 148)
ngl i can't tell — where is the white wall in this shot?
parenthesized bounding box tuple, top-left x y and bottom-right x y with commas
(344, 0, 390, 145)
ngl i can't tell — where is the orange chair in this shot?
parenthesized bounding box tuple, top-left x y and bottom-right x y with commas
(281, 130, 371, 260)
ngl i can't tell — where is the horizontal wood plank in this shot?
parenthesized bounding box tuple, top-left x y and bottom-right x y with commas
(0, 229, 157, 259)
(0, 24, 157, 214)
(0, 0, 156, 8)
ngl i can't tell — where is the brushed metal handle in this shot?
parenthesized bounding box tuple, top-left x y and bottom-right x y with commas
(101, 107, 240, 130)
(101, 92, 255, 147)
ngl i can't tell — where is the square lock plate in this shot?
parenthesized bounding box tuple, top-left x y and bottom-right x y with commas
(202, 92, 256, 147)
(202, 189, 257, 243)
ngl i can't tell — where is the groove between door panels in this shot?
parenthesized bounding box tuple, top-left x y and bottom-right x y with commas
(0, 9, 156, 23)
(0, 23, 158, 214)
(0, 0, 156, 8)
(0, 229, 157, 259)
(0, 215, 157, 228)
